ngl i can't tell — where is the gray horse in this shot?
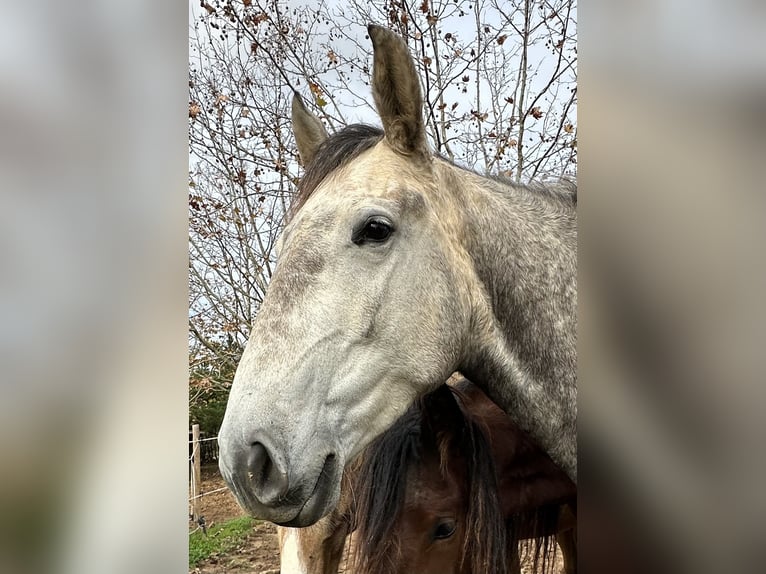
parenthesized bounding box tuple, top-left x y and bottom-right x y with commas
(218, 24, 577, 527)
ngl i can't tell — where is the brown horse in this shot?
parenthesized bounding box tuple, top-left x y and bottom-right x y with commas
(352, 378, 576, 574)
(279, 377, 576, 574)
(219, 24, 576, 526)
(276, 474, 354, 574)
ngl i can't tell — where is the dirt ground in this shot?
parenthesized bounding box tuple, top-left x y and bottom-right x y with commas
(189, 464, 565, 573)
(190, 464, 282, 574)
(191, 464, 249, 530)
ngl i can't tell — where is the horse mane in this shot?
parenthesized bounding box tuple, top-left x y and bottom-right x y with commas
(526, 178, 577, 207)
(289, 124, 384, 220)
(351, 385, 509, 574)
(430, 150, 577, 208)
(289, 122, 575, 223)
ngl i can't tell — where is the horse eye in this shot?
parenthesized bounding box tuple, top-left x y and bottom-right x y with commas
(353, 218, 393, 245)
(432, 519, 456, 540)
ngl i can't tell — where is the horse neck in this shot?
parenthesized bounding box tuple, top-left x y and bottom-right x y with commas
(437, 162, 578, 480)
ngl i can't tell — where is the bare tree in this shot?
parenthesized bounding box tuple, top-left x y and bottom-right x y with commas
(329, 0, 577, 177)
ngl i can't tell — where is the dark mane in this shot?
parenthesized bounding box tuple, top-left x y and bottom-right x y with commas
(289, 124, 384, 220)
(350, 401, 421, 574)
(290, 123, 574, 222)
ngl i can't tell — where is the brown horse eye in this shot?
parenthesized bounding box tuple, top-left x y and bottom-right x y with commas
(432, 519, 456, 540)
(353, 218, 393, 245)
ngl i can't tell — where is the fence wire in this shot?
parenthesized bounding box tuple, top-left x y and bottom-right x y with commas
(189, 433, 225, 514)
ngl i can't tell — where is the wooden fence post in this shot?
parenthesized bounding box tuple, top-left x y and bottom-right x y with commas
(191, 423, 202, 523)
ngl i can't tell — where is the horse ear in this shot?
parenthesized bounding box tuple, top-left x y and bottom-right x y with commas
(291, 92, 329, 166)
(421, 385, 464, 447)
(367, 24, 428, 158)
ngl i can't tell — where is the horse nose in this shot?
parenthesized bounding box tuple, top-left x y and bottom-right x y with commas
(247, 435, 289, 505)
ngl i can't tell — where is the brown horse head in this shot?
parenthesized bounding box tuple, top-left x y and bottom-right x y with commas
(352, 383, 508, 574)
(352, 378, 576, 574)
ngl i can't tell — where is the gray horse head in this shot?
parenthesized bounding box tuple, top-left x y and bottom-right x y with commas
(218, 24, 577, 527)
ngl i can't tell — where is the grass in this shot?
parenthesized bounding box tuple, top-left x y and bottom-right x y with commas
(189, 515, 256, 568)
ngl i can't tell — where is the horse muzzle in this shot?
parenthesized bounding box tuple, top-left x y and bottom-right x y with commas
(218, 428, 341, 527)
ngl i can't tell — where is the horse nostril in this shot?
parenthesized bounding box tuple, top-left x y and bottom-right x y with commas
(248, 442, 270, 481)
(247, 440, 289, 504)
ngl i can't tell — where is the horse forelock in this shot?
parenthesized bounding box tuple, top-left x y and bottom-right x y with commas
(511, 505, 566, 574)
(351, 405, 421, 574)
(289, 124, 384, 221)
(423, 386, 510, 574)
(450, 392, 510, 574)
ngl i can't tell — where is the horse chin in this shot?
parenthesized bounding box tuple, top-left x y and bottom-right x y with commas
(224, 450, 342, 527)
(276, 489, 338, 527)
(274, 459, 341, 527)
